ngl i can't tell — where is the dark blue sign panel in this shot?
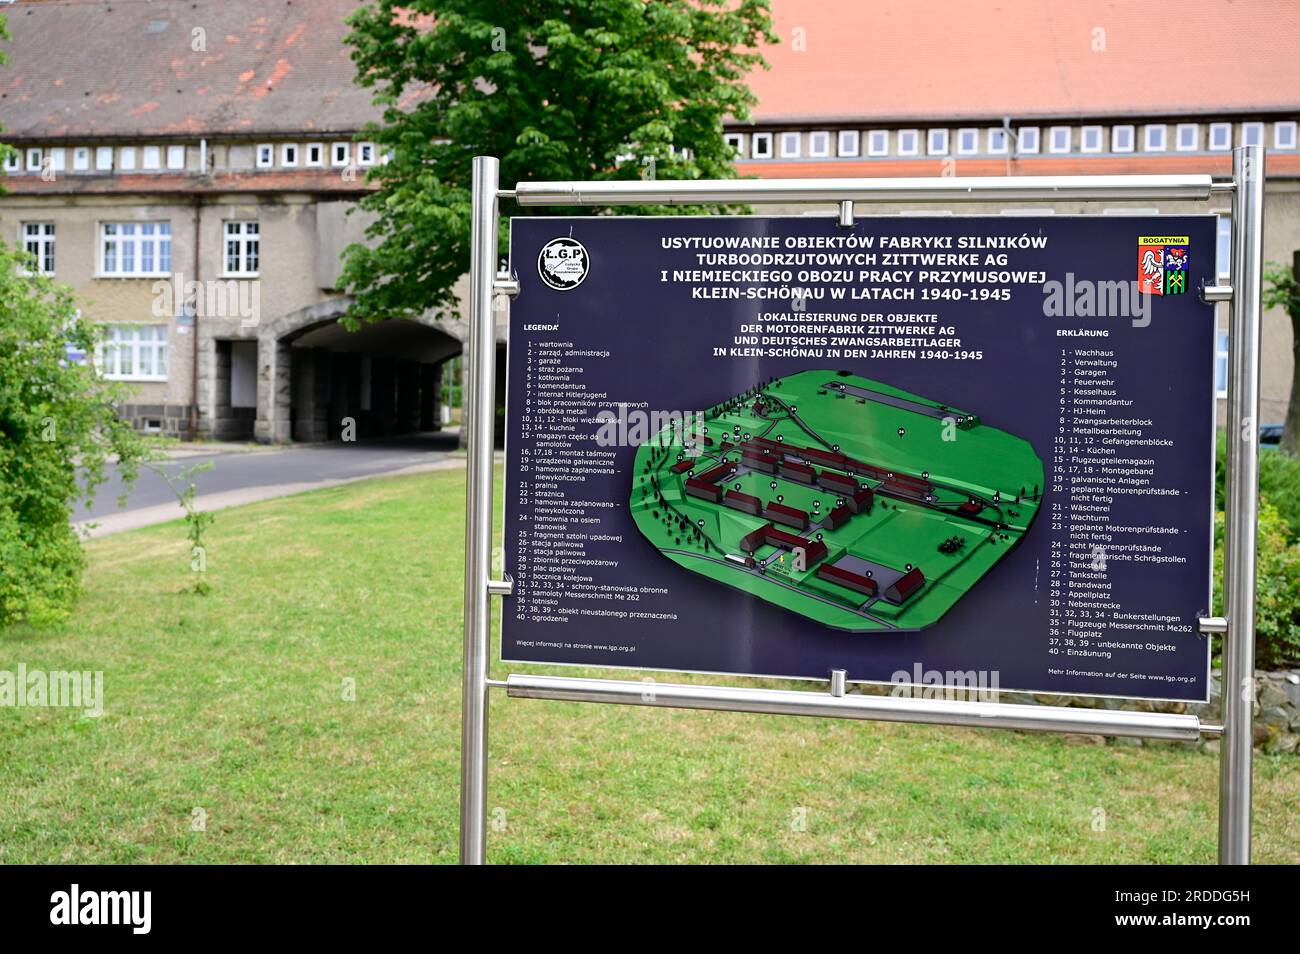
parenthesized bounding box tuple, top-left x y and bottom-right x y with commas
(502, 215, 1217, 702)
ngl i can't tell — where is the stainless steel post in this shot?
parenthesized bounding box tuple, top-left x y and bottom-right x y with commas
(1219, 145, 1264, 864)
(460, 155, 500, 865)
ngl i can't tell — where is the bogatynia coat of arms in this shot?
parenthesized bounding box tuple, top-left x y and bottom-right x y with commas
(1137, 234, 1190, 295)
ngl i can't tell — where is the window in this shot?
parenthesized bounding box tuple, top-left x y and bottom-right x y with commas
(1215, 330, 1229, 398)
(167, 145, 186, 170)
(1143, 124, 1167, 152)
(357, 142, 377, 166)
(281, 143, 299, 167)
(1111, 125, 1135, 152)
(1176, 123, 1199, 151)
(723, 133, 744, 158)
(1274, 121, 1297, 150)
(98, 325, 169, 381)
(1080, 126, 1103, 153)
(1241, 122, 1264, 147)
(3, 151, 18, 173)
(100, 222, 172, 277)
(256, 144, 274, 168)
(142, 146, 162, 170)
(957, 128, 979, 155)
(897, 129, 919, 156)
(750, 132, 772, 158)
(778, 131, 800, 158)
(1016, 127, 1040, 154)
(331, 142, 350, 166)
(25, 147, 43, 172)
(223, 221, 260, 276)
(22, 223, 55, 274)
(49, 148, 66, 172)
(1209, 122, 1232, 150)
(927, 128, 949, 155)
(74, 147, 91, 171)
(837, 130, 859, 157)
(119, 146, 137, 171)
(987, 128, 1009, 154)
(96, 146, 114, 171)
(808, 131, 830, 158)
(868, 130, 890, 156)
(306, 143, 324, 167)
(1216, 216, 1231, 279)
(1048, 126, 1071, 153)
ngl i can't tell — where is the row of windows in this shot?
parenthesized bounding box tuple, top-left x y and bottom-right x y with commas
(253, 141, 383, 170)
(19, 220, 259, 277)
(6, 145, 188, 174)
(727, 121, 1300, 160)
(3, 141, 385, 175)
(22, 211, 1230, 280)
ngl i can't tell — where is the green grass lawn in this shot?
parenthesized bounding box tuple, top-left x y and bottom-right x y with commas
(1, 467, 1297, 863)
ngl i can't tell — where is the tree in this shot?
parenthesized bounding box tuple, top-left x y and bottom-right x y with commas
(340, 0, 777, 324)
(1263, 257, 1300, 455)
(0, 244, 149, 626)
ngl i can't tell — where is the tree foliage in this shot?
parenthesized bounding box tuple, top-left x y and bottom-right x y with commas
(0, 244, 147, 627)
(1214, 503, 1300, 669)
(1262, 259, 1300, 454)
(340, 0, 777, 324)
(1214, 431, 1300, 667)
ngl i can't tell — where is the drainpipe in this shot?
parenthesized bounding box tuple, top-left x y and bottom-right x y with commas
(191, 194, 201, 439)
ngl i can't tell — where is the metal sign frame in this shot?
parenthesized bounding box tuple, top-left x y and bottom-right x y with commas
(460, 148, 1265, 865)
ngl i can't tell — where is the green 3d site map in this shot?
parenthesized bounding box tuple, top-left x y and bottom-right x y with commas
(630, 370, 1046, 632)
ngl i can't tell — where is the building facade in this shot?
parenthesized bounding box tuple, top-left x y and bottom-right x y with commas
(0, 0, 496, 442)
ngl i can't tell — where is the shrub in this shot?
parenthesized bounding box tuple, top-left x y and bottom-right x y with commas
(1213, 502, 1300, 669)
(1215, 430, 1300, 540)
(0, 241, 146, 628)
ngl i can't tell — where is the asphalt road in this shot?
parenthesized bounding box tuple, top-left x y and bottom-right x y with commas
(75, 432, 461, 533)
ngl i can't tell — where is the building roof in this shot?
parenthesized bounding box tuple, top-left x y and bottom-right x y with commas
(748, 0, 1300, 124)
(3, 0, 1298, 157)
(0, 0, 379, 140)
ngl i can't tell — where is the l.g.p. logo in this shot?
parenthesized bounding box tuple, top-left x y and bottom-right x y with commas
(1137, 234, 1190, 296)
(537, 237, 589, 291)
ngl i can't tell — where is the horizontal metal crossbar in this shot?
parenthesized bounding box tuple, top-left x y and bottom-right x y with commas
(505, 674, 1208, 741)
(510, 174, 1218, 206)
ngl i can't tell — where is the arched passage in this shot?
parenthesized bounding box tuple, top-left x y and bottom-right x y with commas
(249, 299, 464, 443)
